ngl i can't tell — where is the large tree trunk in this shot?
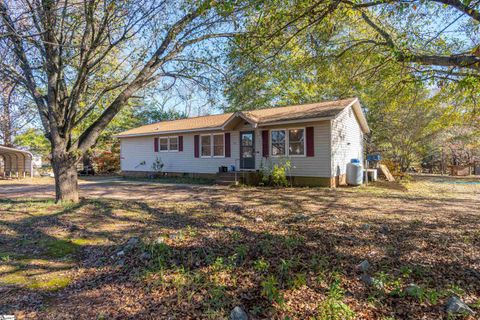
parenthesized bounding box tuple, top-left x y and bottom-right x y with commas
(51, 150, 79, 203)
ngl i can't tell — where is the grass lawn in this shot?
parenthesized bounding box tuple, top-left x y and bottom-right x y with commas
(0, 177, 479, 319)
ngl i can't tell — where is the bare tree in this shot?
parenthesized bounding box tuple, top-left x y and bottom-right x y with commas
(0, 0, 242, 202)
(0, 79, 36, 146)
(0, 80, 14, 146)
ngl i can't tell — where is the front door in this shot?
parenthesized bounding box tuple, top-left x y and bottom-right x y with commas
(240, 131, 255, 169)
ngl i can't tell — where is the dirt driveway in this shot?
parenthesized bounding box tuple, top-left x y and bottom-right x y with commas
(0, 176, 229, 201)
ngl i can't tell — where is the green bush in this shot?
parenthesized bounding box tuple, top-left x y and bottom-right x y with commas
(259, 159, 291, 187)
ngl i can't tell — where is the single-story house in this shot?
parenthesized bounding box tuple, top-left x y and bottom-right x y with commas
(115, 97, 370, 187)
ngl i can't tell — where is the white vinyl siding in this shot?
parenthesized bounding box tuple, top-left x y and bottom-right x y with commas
(120, 115, 364, 179)
(330, 105, 364, 176)
(258, 121, 331, 177)
(120, 132, 239, 174)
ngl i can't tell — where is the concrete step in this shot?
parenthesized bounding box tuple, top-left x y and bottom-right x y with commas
(216, 172, 237, 176)
(216, 180, 238, 185)
(216, 174, 237, 179)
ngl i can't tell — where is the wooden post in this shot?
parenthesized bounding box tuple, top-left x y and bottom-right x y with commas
(365, 159, 369, 186)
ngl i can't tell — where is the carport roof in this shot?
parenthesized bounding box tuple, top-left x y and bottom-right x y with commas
(0, 145, 33, 157)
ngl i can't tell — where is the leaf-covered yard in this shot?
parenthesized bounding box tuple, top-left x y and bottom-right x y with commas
(0, 177, 479, 319)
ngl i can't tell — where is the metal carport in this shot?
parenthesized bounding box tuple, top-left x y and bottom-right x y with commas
(0, 145, 34, 178)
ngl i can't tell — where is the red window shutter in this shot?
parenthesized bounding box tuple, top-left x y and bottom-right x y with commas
(262, 130, 269, 157)
(178, 136, 183, 151)
(154, 137, 159, 152)
(194, 135, 199, 158)
(306, 127, 314, 157)
(225, 133, 231, 157)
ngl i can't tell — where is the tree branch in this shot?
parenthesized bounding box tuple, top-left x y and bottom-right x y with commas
(0, 1, 50, 135)
(360, 10, 480, 71)
(430, 0, 479, 22)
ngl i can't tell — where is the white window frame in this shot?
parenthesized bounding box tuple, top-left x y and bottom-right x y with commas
(270, 129, 287, 157)
(159, 136, 179, 152)
(159, 137, 169, 152)
(199, 133, 225, 158)
(168, 136, 179, 152)
(213, 133, 225, 158)
(270, 127, 306, 157)
(200, 134, 212, 158)
(287, 127, 306, 157)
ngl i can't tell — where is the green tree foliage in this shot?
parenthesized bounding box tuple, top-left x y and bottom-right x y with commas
(14, 128, 50, 159)
(225, 0, 479, 172)
(134, 105, 187, 125)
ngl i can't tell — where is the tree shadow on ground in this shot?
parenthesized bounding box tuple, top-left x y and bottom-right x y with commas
(0, 183, 479, 319)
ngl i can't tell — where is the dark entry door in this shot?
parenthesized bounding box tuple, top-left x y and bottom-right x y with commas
(240, 131, 255, 169)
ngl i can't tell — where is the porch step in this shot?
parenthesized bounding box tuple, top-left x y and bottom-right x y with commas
(216, 179, 238, 186)
(216, 172, 238, 185)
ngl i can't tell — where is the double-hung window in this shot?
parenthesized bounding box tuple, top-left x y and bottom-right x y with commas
(271, 130, 286, 156)
(213, 134, 224, 157)
(288, 129, 305, 156)
(169, 137, 178, 151)
(201, 135, 212, 157)
(201, 133, 225, 157)
(271, 128, 305, 156)
(159, 136, 178, 152)
(159, 137, 169, 151)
